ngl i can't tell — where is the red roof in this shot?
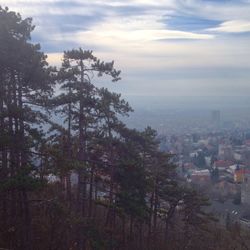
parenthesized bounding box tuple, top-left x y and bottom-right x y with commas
(214, 160, 234, 168)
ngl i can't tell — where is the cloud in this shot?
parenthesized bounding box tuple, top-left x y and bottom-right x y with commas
(1, 0, 250, 97)
(42, 12, 214, 51)
(55, 27, 214, 46)
(208, 20, 250, 33)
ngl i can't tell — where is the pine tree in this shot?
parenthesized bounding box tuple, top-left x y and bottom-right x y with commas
(0, 7, 55, 250)
(52, 48, 122, 249)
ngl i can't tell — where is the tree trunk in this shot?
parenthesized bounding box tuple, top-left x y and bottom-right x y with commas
(76, 59, 86, 250)
(88, 165, 95, 217)
(147, 189, 154, 242)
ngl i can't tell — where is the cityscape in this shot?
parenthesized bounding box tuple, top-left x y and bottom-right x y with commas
(123, 101, 250, 227)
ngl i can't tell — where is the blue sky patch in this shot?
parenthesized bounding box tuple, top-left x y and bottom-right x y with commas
(164, 15, 222, 32)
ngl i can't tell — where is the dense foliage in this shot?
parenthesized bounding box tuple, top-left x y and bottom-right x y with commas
(0, 7, 249, 250)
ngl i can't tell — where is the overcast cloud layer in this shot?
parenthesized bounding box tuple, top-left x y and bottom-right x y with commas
(1, 0, 250, 96)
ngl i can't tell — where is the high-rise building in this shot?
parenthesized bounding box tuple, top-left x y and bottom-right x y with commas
(211, 110, 220, 127)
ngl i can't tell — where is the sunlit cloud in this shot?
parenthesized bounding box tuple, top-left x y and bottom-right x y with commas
(208, 20, 250, 33)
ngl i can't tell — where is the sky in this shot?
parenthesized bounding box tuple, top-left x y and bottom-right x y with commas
(1, 0, 250, 97)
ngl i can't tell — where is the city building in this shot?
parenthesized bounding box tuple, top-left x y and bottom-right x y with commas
(241, 173, 250, 206)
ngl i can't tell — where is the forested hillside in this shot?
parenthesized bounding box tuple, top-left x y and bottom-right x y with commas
(0, 7, 249, 250)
